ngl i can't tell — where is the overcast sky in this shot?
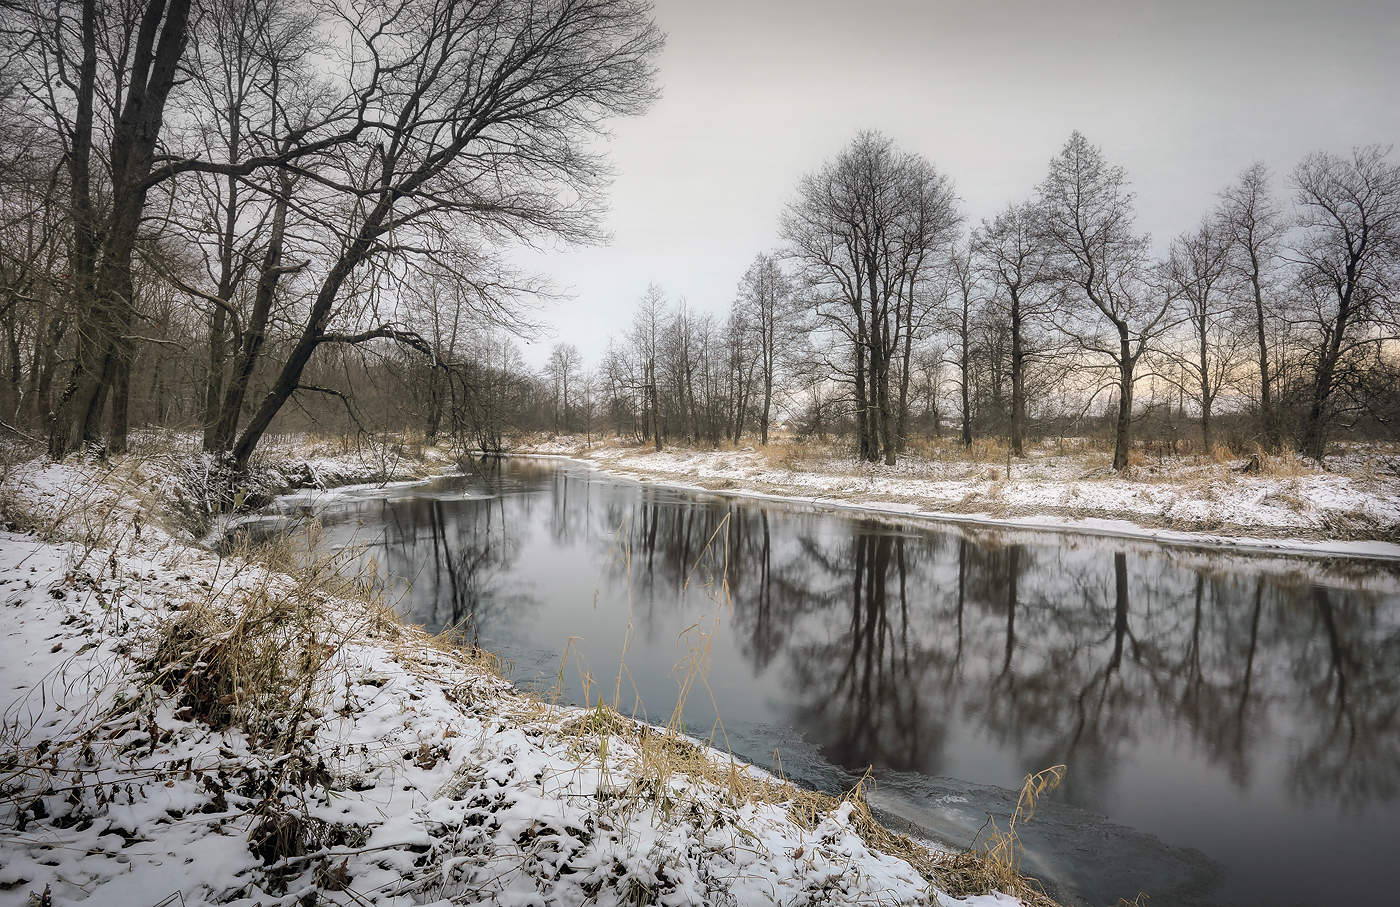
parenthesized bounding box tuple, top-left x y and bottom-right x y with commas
(513, 0, 1400, 367)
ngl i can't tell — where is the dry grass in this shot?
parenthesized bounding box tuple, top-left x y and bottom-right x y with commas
(757, 440, 820, 471)
(144, 537, 364, 739)
(551, 693, 957, 893)
(1254, 446, 1312, 477)
(1, 512, 511, 882)
(934, 764, 1068, 906)
(553, 696, 1072, 904)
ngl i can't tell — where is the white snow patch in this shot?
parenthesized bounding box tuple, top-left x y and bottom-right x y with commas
(0, 441, 1020, 907)
(517, 439, 1400, 561)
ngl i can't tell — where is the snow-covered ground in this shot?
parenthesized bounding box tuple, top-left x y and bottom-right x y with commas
(0, 438, 1026, 907)
(518, 436, 1400, 560)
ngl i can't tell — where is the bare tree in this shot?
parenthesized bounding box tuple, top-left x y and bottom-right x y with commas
(973, 201, 1054, 456)
(13, 0, 198, 455)
(1289, 146, 1400, 462)
(735, 252, 793, 444)
(1218, 162, 1288, 450)
(547, 342, 582, 431)
(721, 305, 758, 443)
(946, 244, 978, 448)
(1165, 219, 1239, 451)
(1039, 131, 1175, 470)
(600, 337, 640, 439)
(910, 345, 944, 437)
(164, 0, 317, 452)
(0, 140, 66, 429)
(631, 283, 667, 450)
(781, 131, 958, 464)
(227, 0, 661, 473)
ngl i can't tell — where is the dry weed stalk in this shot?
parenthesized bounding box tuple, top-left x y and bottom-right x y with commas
(935, 763, 1067, 906)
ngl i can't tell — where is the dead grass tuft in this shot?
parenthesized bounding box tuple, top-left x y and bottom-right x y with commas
(143, 543, 356, 740)
(1206, 443, 1234, 465)
(934, 764, 1067, 906)
(757, 440, 821, 471)
(1256, 447, 1312, 477)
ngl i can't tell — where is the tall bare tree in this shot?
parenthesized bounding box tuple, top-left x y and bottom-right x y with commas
(735, 252, 793, 444)
(947, 243, 978, 448)
(547, 342, 582, 431)
(1039, 131, 1175, 470)
(973, 201, 1054, 456)
(1217, 162, 1287, 450)
(781, 131, 957, 464)
(1165, 219, 1238, 451)
(14, 0, 197, 455)
(631, 283, 667, 450)
(1290, 146, 1400, 462)
(227, 0, 662, 473)
(163, 0, 317, 452)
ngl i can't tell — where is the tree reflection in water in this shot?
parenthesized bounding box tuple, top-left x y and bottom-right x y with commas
(288, 460, 1400, 905)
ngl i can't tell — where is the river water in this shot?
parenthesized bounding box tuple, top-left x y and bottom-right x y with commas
(243, 457, 1400, 907)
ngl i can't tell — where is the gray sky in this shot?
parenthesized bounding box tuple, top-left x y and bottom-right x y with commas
(515, 0, 1400, 367)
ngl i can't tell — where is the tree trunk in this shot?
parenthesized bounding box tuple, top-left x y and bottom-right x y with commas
(47, 0, 99, 458)
(865, 293, 886, 464)
(959, 346, 972, 449)
(854, 318, 871, 461)
(879, 348, 896, 466)
(1248, 253, 1278, 450)
(1009, 293, 1025, 457)
(1112, 328, 1134, 471)
(648, 360, 661, 451)
(203, 160, 240, 451)
(108, 351, 131, 455)
(1299, 293, 1350, 463)
(232, 238, 362, 472)
(1300, 358, 1337, 463)
(29, 318, 64, 427)
(1198, 314, 1212, 453)
(214, 174, 292, 454)
(760, 358, 772, 445)
(2, 314, 21, 420)
(49, 0, 195, 458)
(203, 307, 228, 449)
(895, 278, 915, 453)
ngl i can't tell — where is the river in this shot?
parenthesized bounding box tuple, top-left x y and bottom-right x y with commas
(240, 456, 1400, 907)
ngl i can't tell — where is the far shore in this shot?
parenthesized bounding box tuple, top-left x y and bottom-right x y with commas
(504, 437, 1400, 564)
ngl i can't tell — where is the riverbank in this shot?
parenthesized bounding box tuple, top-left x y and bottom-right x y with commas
(0, 436, 1035, 906)
(515, 436, 1400, 560)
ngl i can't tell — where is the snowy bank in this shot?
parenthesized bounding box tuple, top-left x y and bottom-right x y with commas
(0, 439, 1034, 907)
(516, 437, 1400, 560)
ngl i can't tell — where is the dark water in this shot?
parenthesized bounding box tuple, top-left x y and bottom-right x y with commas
(246, 458, 1400, 907)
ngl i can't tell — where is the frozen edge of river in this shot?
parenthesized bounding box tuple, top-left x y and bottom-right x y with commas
(509, 449, 1400, 565)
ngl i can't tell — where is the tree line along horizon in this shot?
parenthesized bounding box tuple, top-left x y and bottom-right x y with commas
(573, 130, 1398, 469)
(1, 0, 1396, 472)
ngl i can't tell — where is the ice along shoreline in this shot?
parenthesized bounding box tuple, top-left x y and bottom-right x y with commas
(501, 447, 1400, 565)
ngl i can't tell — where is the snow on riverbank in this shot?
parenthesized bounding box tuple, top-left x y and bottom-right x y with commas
(0, 441, 1024, 907)
(519, 437, 1400, 559)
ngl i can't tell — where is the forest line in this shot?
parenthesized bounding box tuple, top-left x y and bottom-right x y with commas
(571, 132, 1399, 469)
(1, 0, 1397, 473)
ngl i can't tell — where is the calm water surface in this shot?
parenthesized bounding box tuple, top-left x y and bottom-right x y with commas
(247, 458, 1400, 907)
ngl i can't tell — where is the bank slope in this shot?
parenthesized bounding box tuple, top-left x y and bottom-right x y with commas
(0, 443, 1027, 907)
